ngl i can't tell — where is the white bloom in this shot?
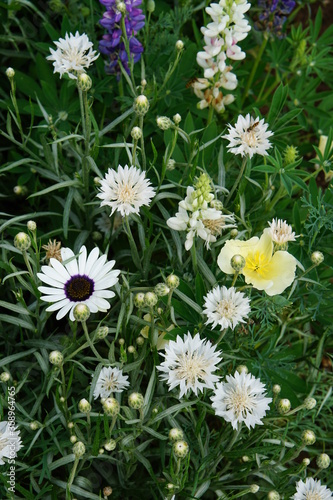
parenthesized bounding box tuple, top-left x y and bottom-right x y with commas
(211, 371, 272, 430)
(37, 246, 120, 321)
(93, 367, 130, 399)
(203, 286, 251, 331)
(291, 478, 333, 500)
(0, 421, 23, 465)
(157, 332, 222, 398)
(97, 165, 155, 217)
(47, 31, 99, 79)
(223, 114, 273, 158)
(266, 219, 297, 244)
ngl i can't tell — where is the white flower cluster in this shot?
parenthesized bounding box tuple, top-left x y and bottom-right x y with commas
(194, 0, 251, 112)
(167, 186, 236, 251)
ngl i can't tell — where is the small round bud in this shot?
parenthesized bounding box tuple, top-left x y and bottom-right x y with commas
(166, 158, 176, 171)
(236, 365, 248, 375)
(94, 176, 101, 185)
(27, 220, 37, 231)
(103, 486, 113, 497)
(73, 303, 90, 322)
(167, 483, 175, 491)
(127, 345, 136, 354)
(210, 199, 223, 211)
(6, 67, 15, 78)
(165, 274, 179, 289)
(242, 455, 249, 462)
(303, 397, 316, 410)
(78, 398, 91, 413)
(73, 441, 86, 457)
(77, 73, 92, 91)
(14, 232, 31, 252)
(157, 116, 172, 130)
(29, 421, 39, 430)
(92, 231, 103, 241)
(103, 397, 120, 417)
(104, 439, 117, 451)
(316, 453, 330, 469)
(173, 440, 189, 459)
(301, 429, 316, 445)
(68, 422, 74, 429)
(230, 228, 238, 238)
(154, 283, 170, 297)
(278, 398, 291, 414)
(128, 392, 144, 409)
(146, 0, 155, 12)
(141, 79, 147, 87)
(173, 113, 181, 125)
(118, 338, 125, 346)
(268, 491, 280, 500)
(116, 1, 126, 13)
(0, 372, 10, 382)
(70, 435, 77, 444)
(230, 254, 245, 272)
(272, 384, 281, 395)
(250, 485, 259, 493)
(136, 336, 145, 346)
(99, 448, 104, 454)
(13, 185, 27, 196)
(169, 428, 184, 442)
(59, 396, 65, 403)
(134, 292, 145, 308)
(96, 326, 109, 340)
(311, 251, 324, 265)
(49, 350, 63, 366)
(302, 457, 310, 466)
(176, 40, 184, 51)
(144, 292, 158, 307)
(152, 407, 158, 414)
(134, 95, 149, 116)
(131, 126, 142, 140)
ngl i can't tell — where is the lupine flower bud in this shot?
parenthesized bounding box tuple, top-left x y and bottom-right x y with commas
(6, 67, 15, 78)
(14, 232, 31, 251)
(176, 40, 184, 51)
(73, 303, 90, 322)
(131, 126, 142, 140)
(96, 326, 109, 340)
(173, 113, 181, 125)
(134, 292, 145, 308)
(116, 1, 126, 13)
(304, 397, 317, 410)
(278, 398, 291, 414)
(173, 440, 189, 458)
(103, 397, 120, 416)
(146, 0, 155, 12)
(169, 428, 184, 442)
(311, 251, 324, 265)
(230, 254, 246, 272)
(104, 439, 117, 451)
(128, 392, 144, 409)
(157, 116, 172, 130)
(154, 283, 170, 297)
(27, 220, 37, 231)
(134, 95, 149, 116)
(73, 441, 86, 457)
(79, 398, 91, 413)
(301, 429, 316, 445)
(49, 350, 63, 366)
(77, 73, 92, 91)
(194, 173, 214, 206)
(283, 145, 298, 166)
(165, 274, 179, 289)
(144, 292, 158, 307)
(316, 453, 330, 469)
(273, 384, 281, 395)
(0, 372, 10, 382)
(268, 491, 280, 500)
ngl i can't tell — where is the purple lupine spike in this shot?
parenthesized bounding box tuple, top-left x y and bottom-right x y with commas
(255, 0, 296, 37)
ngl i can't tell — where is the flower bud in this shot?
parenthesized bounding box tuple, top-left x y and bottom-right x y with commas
(230, 228, 238, 238)
(173, 113, 181, 125)
(236, 365, 248, 374)
(68, 422, 74, 429)
(250, 485, 259, 493)
(92, 231, 103, 241)
(154, 283, 170, 297)
(165, 274, 179, 289)
(272, 384, 281, 395)
(73, 303, 90, 322)
(6, 67, 15, 79)
(104, 439, 117, 451)
(116, 1, 126, 14)
(242, 455, 249, 462)
(230, 254, 245, 272)
(14, 232, 31, 252)
(96, 326, 109, 340)
(78, 398, 91, 413)
(127, 345, 136, 354)
(173, 440, 189, 459)
(27, 220, 37, 231)
(210, 199, 223, 211)
(0, 372, 10, 382)
(136, 336, 145, 346)
(176, 40, 184, 51)
(49, 350, 63, 366)
(278, 398, 291, 414)
(70, 435, 77, 444)
(59, 396, 65, 403)
(311, 251, 324, 265)
(128, 392, 144, 409)
(99, 448, 104, 454)
(131, 126, 142, 140)
(301, 429, 316, 445)
(58, 110, 68, 121)
(73, 441, 86, 457)
(268, 491, 280, 500)
(302, 457, 310, 466)
(103, 397, 120, 416)
(13, 185, 28, 196)
(144, 292, 158, 307)
(157, 116, 172, 130)
(134, 292, 145, 308)
(167, 483, 175, 491)
(146, 0, 155, 12)
(141, 79, 147, 87)
(118, 338, 125, 346)
(103, 486, 113, 497)
(166, 158, 176, 171)
(303, 397, 316, 410)
(316, 453, 330, 469)
(77, 73, 92, 91)
(134, 95, 149, 116)
(29, 421, 39, 430)
(283, 145, 298, 166)
(169, 428, 184, 442)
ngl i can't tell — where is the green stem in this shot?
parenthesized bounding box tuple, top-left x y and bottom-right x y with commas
(216, 329, 227, 345)
(124, 216, 142, 270)
(225, 156, 248, 206)
(139, 115, 146, 170)
(67, 457, 80, 498)
(242, 33, 269, 106)
(9, 80, 24, 143)
(190, 243, 198, 274)
(132, 139, 138, 166)
(206, 106, 214, 126)
(22, 251, 34, 278)
(225, 424, 242, 452)
(82, 321, 104, 362)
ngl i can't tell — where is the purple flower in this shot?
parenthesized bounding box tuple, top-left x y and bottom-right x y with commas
(99, 0, 145, 77)
(256, 0, 296, 37)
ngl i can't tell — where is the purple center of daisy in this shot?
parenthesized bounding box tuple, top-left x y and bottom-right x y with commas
(64, 274, 94, 302)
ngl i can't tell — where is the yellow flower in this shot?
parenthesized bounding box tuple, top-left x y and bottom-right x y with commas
(140, 314, 174, 350)
(217, 230, 297, 296)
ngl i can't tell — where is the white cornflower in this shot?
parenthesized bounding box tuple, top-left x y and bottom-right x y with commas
(223, 114, 273, 158)
(93, 367, 130, 399)
(266, 219, 297, 245)
(37, 246, 120, 321)
(211, 371, 272, 430)
(47, 31, 99, 79)
(0, 421, 23, 465)
(291, 478, 333, 500)
(97, 165, 155, 217)
(203, 286, 251, 331)
(157, 332, 222, 398)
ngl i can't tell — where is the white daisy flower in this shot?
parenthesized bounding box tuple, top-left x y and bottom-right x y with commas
(223, 114, 273, 158)
(37, 246, 120, 321)
(46, 31, 99, 79)
(291, 478, 333, 500)
(203, 286, 251, 331)
(0, 421, 23, 465)
(157, 332, 222, 398)
(211, 371, 272, 430)
(97, 165, 155, 217)
(93, 367, 130, 399)
(266, 219, 297, 245)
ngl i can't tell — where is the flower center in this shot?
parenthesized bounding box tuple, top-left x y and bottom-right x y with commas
(117, 184, 135, 204)
(243, 130, 258, 147)
(245, 251, 271, 278)
(175, 352, 206, 385)
(104, 374, 118, 392)
(64, 274, 94, 302)
(216, 299, 236, 319)
(202, 217, 225, 236)
(306, 494, 324, 500)
(225, 387, 255, 418)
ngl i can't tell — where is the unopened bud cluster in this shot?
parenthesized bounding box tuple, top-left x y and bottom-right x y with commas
(283, 145, 298, 166)
(169, 428, 184, 442)
(77, 73, 92, 91)
(131, 126, 142, 140)
(231, 254, 245, 272)
(193, 173, 214, 208)
(134, 95, 149, 116)
(165, 274, 179, 290)
(311, 251, 324, 265)
(128, 392, 144, 409)
(157, 116, 172, 130)
(14, 232, 31, 252)
(73, 303, 90, 322)
(173, 440, 189, 458)
(301, 429, 316, 445)
(278, 398, 291, 415)
(49, 350, 63, 366)
(78, 398, 91, 413)
(73, 441, 86, 457)
(103, 397, 120, 416)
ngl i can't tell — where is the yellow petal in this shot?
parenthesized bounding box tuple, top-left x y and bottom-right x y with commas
(262, 251, 297, 296)
(217, 236, 259, 274)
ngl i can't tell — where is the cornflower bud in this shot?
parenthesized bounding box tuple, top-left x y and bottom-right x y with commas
(250, 485, 259, 493)
(272, 384, 281, 395)
(27, 220, 37, 231)
(6, 67, 15, 78)
(96, 326, 109, 340)
(70, 435, 77, 444)
(103, 397, 120, 417)
(165, 274, 179, 289)
(268, 491, 280, 500)
(302, 457, 310, 466)
(166, 158, 176, 171)
(278, 398, 291, 414)
(128, 392, 144, 409)
(134, 95, 149, 116)
(210, 199, 223, 211)
(169, 428, 184, 441)
(311, 251, 324, 265)
(73, 304, 90, 322)
(136, 336, 145, 346)
(230, 228, 238, 238)
(29, 421, 39, 430)
(68, 422, 74, 429)
(154, 283, 170, 297)
(173, 440, 189, 458)
(0, 372, 10, 382)
(77, 73, 92, 91)
(144, 292, 158, 307)
(14, 232, 31, 252)
(78, 398, 91, 413)
(316, 453, 330, 469)
(131, 126, 142, 140)
(156, 116, 172, 130)
(127, 345, 136, 354)
(236, 365, 248, 374)
(49, 350, 63, 366)
(146, 0, 155, 12)
(301, 429, 316, 445)
(242, 455, 249, 462)
(303, 397, 316, 410)
(176, 40, 184, 51)
(73, 441, 86, 457)
(230, 254, 245, 272)
(134, 292, 145, 308)
(103, 486, 113, 497)
(104, 439, 116, 451)
(173, 113, 181, 125)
